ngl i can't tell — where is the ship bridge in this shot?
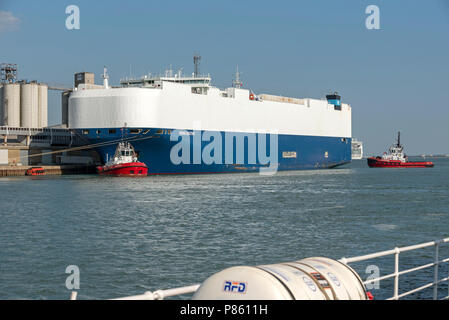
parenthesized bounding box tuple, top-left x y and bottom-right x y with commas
(120, 71, 211, 95)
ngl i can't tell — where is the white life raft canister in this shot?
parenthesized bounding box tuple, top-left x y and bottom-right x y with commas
(192, 257, 368, 300)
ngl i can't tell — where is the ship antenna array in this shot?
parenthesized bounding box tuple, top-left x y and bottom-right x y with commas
(193, 54, 201, 78)
(233, 65, 242, 88)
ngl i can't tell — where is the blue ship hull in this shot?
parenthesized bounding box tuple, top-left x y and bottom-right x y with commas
(77, 128, 351, 174)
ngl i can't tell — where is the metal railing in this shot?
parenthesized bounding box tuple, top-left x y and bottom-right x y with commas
(69, 284, 201, 300)
(0, 126, 71, 134)
(69, 237, 449, 300)
(340, 237, 449, 300)
(110, 284, 201, 301)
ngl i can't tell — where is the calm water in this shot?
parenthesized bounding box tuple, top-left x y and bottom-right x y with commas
(1, 158, 448, 300)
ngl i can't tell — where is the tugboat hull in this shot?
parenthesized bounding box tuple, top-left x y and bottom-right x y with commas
(367, 157, 434, 168)
(97, 162, 148, 176)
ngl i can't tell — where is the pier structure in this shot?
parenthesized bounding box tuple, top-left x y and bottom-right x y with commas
(0, 126, 99, 169)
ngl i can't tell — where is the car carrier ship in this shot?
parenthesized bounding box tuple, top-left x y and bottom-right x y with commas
(68, 59, 352, 174)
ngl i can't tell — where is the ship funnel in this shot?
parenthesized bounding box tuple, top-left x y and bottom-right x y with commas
(326, 92, 341, 110)
(326, 92, 341, 105)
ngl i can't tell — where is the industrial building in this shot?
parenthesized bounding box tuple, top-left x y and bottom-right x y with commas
(0, 64, 100, 171)
(62, 71, 104, 126)
(0, 64, 48, 128)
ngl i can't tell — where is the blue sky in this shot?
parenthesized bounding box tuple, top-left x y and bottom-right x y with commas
(1, 0, 448, 155)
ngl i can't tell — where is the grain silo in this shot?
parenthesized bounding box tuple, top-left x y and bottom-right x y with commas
(38, 83, 48, 127)
(20, 82, 39, 128)
(3, 83, 21, 127)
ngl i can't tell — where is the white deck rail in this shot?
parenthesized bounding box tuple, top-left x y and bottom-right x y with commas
(340, 237, 449, 300)
(109, 284, 201, 301)
(69, 237, 449, 300)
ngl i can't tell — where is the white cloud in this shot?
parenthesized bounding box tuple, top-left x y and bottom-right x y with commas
(0, 11, 21, 32)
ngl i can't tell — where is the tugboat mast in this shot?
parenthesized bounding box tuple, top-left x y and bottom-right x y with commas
(397, 131, 401, 148)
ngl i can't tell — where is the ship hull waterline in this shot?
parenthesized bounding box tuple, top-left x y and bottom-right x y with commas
(79, 128, 352, 175)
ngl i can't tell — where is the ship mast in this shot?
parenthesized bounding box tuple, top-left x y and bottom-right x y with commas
(193, 54, 201, 78)
(103, 66, 109, 89)
(397, 131, 401, 148)
(233, 65, 243, 88)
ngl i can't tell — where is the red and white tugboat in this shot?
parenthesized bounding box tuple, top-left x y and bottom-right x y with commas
(97, 141, 148, 176)
(367, 132, 433, 168)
